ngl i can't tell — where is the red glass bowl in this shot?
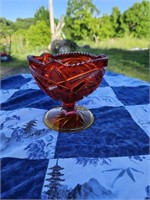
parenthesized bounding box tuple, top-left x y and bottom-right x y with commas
(27, 52, 108, 132)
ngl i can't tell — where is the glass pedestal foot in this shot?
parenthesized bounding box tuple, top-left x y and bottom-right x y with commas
(44, 106, 94, 132)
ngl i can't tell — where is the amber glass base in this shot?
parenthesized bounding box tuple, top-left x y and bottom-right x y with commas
(44, 106, 94, 132)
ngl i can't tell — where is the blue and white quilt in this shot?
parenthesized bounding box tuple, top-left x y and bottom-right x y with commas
(0, 71, 150, 200)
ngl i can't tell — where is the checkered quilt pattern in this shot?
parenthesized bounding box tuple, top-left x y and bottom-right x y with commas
(0, 71, 150, 200)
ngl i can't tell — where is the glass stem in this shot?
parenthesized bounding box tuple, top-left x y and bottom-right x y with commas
(62, 102, 77, 115)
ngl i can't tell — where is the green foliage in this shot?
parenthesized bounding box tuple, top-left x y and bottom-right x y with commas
(12, 29, 28, 54)
(64, 0, 149, 41)
(11, 20, 51, 53)
(26, 20, 50, 51)
(0, 17, 16, 32)
(110, 7, 127, 37)
(34, 6, 50, 26)
(123, 0, 150, 38)
(64, 0, 100, 41)
(98, 15, 113, 39)
(15, 18, 35, 30)
(0, 17, 15, 42)
(0, 0, 149, 59)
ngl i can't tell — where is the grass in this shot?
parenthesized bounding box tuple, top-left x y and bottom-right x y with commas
(1, 50, 42, 75)
(78, 35, 149, 50)
(2, 55, 28, 68)
(80, 47, 149, 81)
(1, 37, 149, 81)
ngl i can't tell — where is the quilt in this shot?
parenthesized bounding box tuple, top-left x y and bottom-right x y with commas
(0, 71, 150, 200)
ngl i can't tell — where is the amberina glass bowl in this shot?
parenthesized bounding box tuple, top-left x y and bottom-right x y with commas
(27, 52, 108, 132)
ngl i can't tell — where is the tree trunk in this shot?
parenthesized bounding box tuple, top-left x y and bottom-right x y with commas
(49, 0, 55, 41)
(48, 0, 65, 50)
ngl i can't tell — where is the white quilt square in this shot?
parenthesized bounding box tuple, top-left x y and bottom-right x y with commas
(78, 86, 124, 109)
(104, 73, 149, 87)
(0, 89, 19, 103)
(0, 108, 58, 159)
(20, 78, 40, 90)
(126, 104, 150, 136)
(41, 155, 150, 200)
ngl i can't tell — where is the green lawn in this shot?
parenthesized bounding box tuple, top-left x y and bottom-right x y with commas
(1, 40, 149, 81)
(81, 47, 149, 81)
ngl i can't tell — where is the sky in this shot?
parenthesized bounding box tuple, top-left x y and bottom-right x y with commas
(0, 0, 143, 22)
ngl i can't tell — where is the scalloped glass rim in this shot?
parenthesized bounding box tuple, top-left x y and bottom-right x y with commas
(27, 52, 108, 67)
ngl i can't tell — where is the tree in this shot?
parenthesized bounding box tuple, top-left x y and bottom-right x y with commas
(15, 18, 35, 30)
(123, 0, 150, 38)
(98, 15, 114, 39)
(49, 0, 55, 41)
(110, 7, 126, 37)
(48, 0, 65, 43)
(34, 6, 50, 25)
(0, 18, 16, 55)
(12, 29, 27, 54)
(26, 20, 50, 50)
(64, 0, 100, 41)
(0, 17, 15, 31)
